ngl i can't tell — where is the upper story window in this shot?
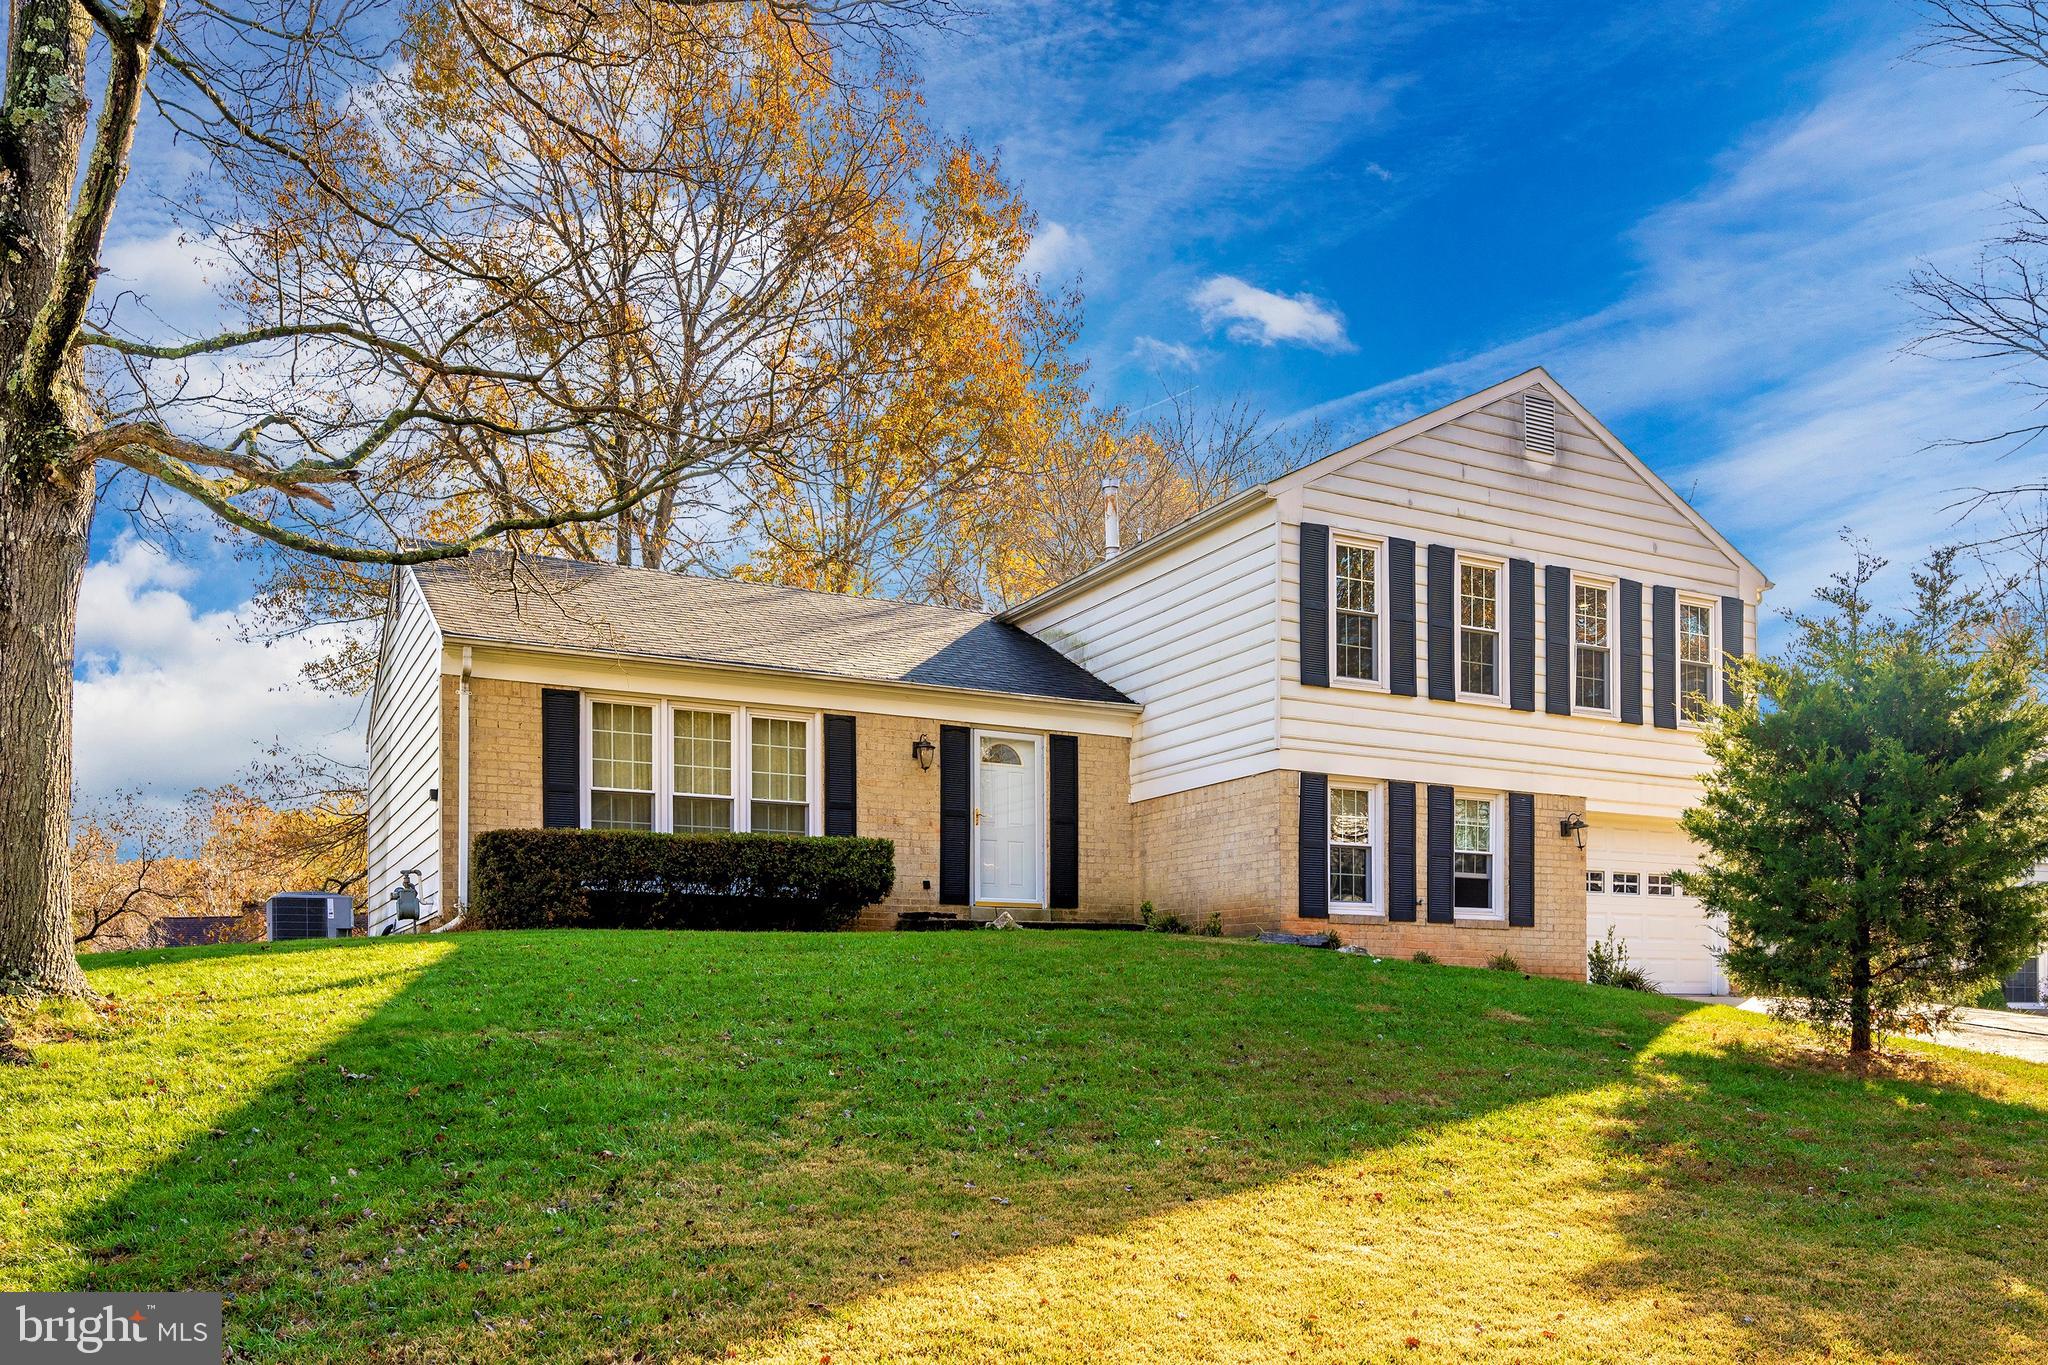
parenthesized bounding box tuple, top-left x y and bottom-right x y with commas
(1334, 540, 1381, 683)
(1679, 599, 1716, 722)
(591, 701, 657, 830)
(1329, 784, 1377, 908)
(1574, 581, 1611, 712)
(1452, 794, 1499, 914)
(1458, 559, 1501, 699)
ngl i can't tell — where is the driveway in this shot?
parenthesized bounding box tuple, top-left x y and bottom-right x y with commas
(1678, 996, 2048, 1064)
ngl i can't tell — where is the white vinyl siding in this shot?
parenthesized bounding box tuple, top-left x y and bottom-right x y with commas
(1010, 504, 1281, 802)
(366, 569, 444, 932)
(1281, 384, 1761, 821)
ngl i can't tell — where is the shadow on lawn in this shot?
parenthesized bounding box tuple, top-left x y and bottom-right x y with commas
(1575, 1027, 2048, 1363)
(57, 931, 1680, 1361)
(54, 935, 2047, 1363)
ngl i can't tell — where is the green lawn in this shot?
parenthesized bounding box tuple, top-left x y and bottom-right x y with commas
(3, 931, 2043, 1363)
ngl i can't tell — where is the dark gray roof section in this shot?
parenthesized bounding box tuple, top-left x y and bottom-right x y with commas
(411, 555, 1133, 707)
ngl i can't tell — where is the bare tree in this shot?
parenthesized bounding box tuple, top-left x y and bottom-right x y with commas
(0, 0, 947, 997)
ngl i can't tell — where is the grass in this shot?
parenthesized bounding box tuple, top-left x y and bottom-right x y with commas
(2, 930, 2044, 1364)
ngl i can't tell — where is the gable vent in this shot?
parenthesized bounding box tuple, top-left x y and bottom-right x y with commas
(1521, 389, 1559, 457)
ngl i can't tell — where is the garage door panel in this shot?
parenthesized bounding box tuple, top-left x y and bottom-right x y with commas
(1586, 821, 1725, 995)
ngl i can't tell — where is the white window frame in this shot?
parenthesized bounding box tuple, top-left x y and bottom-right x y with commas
(1610, 871, 1641, 896)
(1647, 873, 1676, 897)
(1586, 869, 1605, 894)
(1329, 533, 1388, 690)
(1677, 595, 1718, 727)
(580, 693, 821, 836)
(1328, 781, 1383, 914)
(1455, 553, 1507, 704)
(586, 698, 659, 831)
(1570, 575, 1616, 717)
(1450, 790, 1504, 921)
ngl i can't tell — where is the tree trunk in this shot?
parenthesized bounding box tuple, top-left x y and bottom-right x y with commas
(1849, 913, 1873, 1056)
(0, 453, 94, 998)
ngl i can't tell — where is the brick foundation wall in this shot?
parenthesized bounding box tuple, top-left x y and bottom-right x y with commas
(1131, 770, 1297, 936)
(1137, 771, 1591, 981)
(445, 682, 1139, 926)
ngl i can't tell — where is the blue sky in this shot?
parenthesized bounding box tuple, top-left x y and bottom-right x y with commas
(76, 0, 2048, 804)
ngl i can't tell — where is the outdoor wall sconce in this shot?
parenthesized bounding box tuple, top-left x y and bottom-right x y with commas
(1559, 812, 1588, 849)
(911, 734, 936, 771)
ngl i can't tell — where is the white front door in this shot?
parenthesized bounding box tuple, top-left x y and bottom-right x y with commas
(975, 733, 1041, 905)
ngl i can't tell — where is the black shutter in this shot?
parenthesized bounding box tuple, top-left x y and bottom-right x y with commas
(1049, 734, 1080, 910)
(1721, 594, 1745, 707)
(1652, 585, 1678, 730)
(541, 688, 581, 828)
(938, 726, 971, 905)
(1427, 544, 1455, 701)
(1389, 538, 1417, 697)
(1300, 522, 1330, 687)
(1426, 784, 1454, 923)
(1618, 579, 1643, 725)
(1544, 565, 1572, 716)
(823, 714, 857, 836)
(1298, 772, 1328, 918)
(1387, 780, 1417, 922)
(1507, 792, 1535, 927)
(1509, 558, 1535, 712)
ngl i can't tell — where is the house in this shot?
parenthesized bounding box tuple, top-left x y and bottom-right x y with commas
(366, 368, 1769, 992)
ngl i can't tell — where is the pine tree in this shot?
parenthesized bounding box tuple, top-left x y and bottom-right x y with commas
(1679, 548, 2048, 1054)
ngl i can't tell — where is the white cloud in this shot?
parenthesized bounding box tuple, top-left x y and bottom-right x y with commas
(1191, 274, 1352, 351)
(1021, 222, 1090, 281)
(1132, 335, 1200, 369)
(98, 228, 230, 314)
(75, 538, 363, 805)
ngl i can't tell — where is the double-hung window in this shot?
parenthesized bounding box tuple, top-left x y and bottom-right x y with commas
(1452, 794, 1498, 913)
(590, 702, 656, 830)
(1679, 599, 1716, 722)
(1334, 540, 1380, 683)
(749, 715, 810, 834)
(1329, 784, 1376, 909)
(587, 698, 812, 835)
(1574, 581, 1611, 711)
(672, 709, 735, 832)
(1458, 559, 1501, 698)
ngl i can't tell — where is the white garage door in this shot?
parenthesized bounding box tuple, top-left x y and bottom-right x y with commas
(1585, 820, 1727, 996)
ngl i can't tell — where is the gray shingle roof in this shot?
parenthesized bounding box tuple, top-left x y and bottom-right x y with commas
(411, 555, 1132, 707)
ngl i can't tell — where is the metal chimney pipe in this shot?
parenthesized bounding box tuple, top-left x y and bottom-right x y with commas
(1103, 477, 1122, 561)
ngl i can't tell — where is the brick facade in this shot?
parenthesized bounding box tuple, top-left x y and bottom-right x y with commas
(1130, 770, 1297, 936)
(442, 680, 1139, 926)
(1134, 771, 1591, 981)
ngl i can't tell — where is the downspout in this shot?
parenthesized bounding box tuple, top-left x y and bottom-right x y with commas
(457, 646, 473, 910)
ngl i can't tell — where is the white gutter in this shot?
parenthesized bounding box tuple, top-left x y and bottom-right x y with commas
(457, 645, 472, 909)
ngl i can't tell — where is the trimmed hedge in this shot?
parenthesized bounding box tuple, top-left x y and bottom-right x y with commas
(470, 828, 895, 931)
